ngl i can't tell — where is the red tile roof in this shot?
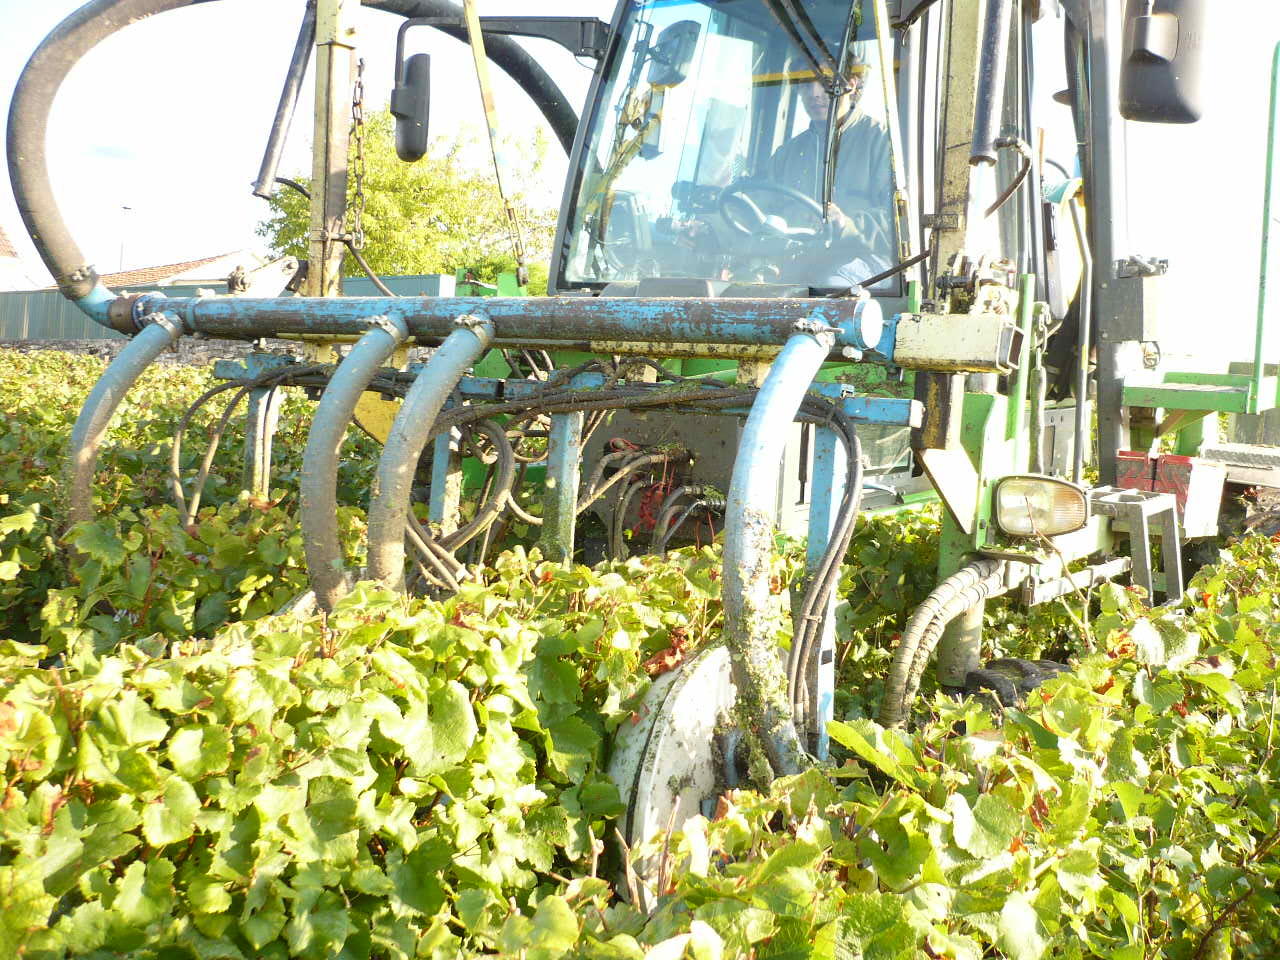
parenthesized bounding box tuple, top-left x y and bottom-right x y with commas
(0, 224, 17, 260)
(98, 252, 239, 288)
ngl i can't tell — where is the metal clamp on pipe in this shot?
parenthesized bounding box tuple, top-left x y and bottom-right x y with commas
(366, 313, 496, 590)
(891, 311, 1023, 374)
(300, 313, 411, 611)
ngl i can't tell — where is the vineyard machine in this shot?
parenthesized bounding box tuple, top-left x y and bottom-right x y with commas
(10, 0, 1278, 874)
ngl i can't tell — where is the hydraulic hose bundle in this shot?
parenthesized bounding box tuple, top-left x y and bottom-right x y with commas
(877, 558, 1011, 727)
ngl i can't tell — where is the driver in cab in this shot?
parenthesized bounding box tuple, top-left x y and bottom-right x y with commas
(767, 49, 895, 289)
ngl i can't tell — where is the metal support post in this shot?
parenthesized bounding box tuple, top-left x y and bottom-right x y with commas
(244, 385, 284, 502)
(937, 604, 983, 687)
(540, 409, 584, 562)
(915, 0, 988, 455)
(429, 423, 463, 537)
(306, 0, 359, 298)
(804, 425, 846, 760)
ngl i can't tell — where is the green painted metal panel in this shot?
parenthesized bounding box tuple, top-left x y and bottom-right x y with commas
(1123, 383, 1251, 414)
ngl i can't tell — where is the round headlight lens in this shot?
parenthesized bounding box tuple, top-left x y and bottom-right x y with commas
(995, 476, 1089, 538)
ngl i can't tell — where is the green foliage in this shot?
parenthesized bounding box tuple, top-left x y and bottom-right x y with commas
(1, 348, 1279, 957)
(0, 350, 380, 650)
(255, 110, 559, 289)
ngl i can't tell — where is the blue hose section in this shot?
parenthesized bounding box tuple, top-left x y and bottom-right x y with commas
(722, 327, 833, 776)
(66, 314, 182, 528)
(300, 315, 410, 611)
(366, 319, 495, 588)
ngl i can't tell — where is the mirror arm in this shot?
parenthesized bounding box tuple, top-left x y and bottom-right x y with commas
(396, 15, 610, 71)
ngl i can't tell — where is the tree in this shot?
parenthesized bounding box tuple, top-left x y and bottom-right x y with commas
(256, 109, 559, 293)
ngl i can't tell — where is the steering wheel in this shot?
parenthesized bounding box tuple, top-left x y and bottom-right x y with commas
(841, 203, 894, 260)
(718, 180, 827, 244)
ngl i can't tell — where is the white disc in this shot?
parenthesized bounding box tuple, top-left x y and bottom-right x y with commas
(608, 646, 737, 907)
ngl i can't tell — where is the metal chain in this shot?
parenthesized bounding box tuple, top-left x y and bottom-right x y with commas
(349, 57, 367, 250)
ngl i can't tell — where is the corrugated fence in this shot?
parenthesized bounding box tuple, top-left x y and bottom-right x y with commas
(0, 275, 456, 340)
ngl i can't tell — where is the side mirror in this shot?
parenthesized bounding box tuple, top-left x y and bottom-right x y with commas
(391, 52, 432, 161)
(1119, 0, 1207, 123)
(647, 20, 700, 88)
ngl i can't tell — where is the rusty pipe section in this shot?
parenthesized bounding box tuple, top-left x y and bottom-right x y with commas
(721, 320, 835, 779)
(366, 315, 495, 590)
(129, 294, 898, 362)
(66, 313, 183, 528)
(301, 314, 410, 612)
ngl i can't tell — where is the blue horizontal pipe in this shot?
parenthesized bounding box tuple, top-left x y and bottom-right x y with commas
(133, 294, 894, 361)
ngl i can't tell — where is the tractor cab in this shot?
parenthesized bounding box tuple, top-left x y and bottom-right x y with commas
(553, 0, 905, 299)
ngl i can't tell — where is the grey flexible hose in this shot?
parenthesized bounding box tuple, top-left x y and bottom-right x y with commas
(878, 559, 1007, 727)
(441, 420, 516, 551)
(649, 484, 704, 551)
(301, 315, 410, 611)
(576, 452, 678, 514)
(7, 0, 213, 306)
(66, 314, 183, 528)
(367, 318, 494, 589)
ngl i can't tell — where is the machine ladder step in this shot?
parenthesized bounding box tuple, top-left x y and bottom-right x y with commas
(1201, 441, 1280, 486)
(1124, 381, 1251, 414)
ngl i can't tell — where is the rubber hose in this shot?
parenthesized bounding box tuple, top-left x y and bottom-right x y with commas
(441, 420, 516, 551)
(877, 559, 1003, 727)
(649, 484, 704, 551)
(301, 315, 410, 611)
(66, 314, 183, 528)
(7, 0, 212, 303)
(576, 452, 676, 514)
(366, 319, 493, 588)
(363, 0, 580, 154)
(894, 571, 1012, 720)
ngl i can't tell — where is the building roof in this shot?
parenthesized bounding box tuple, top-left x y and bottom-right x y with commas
(98, 252, 241, 288)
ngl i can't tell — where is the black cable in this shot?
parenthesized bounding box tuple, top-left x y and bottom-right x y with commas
(275, 177, 312, 200)
(986, 137, 1033, 219)
(342, 239, 398, 297)
(827, 245, 933, 297)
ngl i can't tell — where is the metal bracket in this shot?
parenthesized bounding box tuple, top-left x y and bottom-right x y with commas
(1115, 255, 1169, 279)
(396, 16, 610, 67)
(368, 313, 409, 342)
(1090, 486, 1183, 602)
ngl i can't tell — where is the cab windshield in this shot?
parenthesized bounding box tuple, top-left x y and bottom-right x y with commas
(557, 0, 899, 294)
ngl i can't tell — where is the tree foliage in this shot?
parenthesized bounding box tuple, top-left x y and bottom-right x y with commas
(255, 110, 559, 291)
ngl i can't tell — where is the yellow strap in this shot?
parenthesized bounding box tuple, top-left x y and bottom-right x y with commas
(462, 0, 528, 279)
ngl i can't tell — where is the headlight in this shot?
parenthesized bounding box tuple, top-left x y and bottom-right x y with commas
(995, 476, 1089, 538)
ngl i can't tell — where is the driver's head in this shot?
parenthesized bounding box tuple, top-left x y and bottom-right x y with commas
(796, 46, 869, 126)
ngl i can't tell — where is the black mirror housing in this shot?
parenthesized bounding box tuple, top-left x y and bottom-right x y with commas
(392, 52, 432, 162)
(1120, 0, 1207, 123)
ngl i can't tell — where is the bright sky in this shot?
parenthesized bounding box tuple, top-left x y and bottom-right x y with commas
(0, 0, 615, 281)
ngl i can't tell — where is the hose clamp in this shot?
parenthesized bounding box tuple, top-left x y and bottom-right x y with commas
(368, 313, 409, 343)
(793, 318, 839, 347)
(141, 312, 183, 340)
(454, 312, 490, 331)
(454, 311, 495, 343)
